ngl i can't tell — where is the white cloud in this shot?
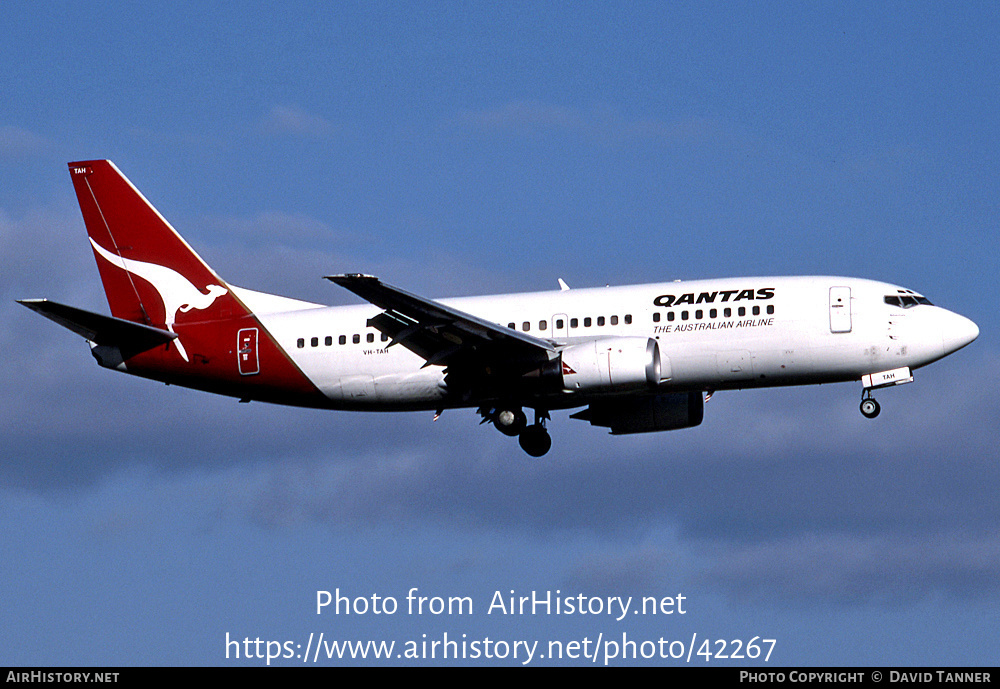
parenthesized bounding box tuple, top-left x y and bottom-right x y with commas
(0, 125, 51, 158)
(261, 105, 339, 140)
(454, 101, 734, 146)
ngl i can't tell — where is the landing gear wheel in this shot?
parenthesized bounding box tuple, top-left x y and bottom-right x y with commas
(860, 398, 880, 419)
(518, 425, 552, 457)
(494, 408, 527, 436)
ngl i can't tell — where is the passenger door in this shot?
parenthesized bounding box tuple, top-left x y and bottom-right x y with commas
(829, 286, 852, 333)
(237, 328, 259, 375)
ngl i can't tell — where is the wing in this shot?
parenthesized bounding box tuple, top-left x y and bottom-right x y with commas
(325, 274, 555, 372)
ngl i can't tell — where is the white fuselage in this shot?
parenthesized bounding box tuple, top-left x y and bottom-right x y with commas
(236, 275, 977, 411)
(38, 160, 977, 456)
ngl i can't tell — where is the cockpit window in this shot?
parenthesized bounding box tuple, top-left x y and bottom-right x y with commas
(884, 294, 933, 308)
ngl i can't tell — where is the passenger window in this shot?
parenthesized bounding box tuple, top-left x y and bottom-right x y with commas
(597, 316, 605, 326)
(508, 322, 515, 329)
(610, 315, 618, 325)
(297, 338, 304, 349)
(724, 308, 732, 318)
(695, 309, 703, 319)
(367, 333, 374, 343)
(624, 314, 632, 324)
(522, 321, 530, 331)
(667, 312, 675, 322)
(556, 319, 564, 329)
(710, 309, 717, 318)
(767, 305, 774, 315)
(652, 313, 660, 323)
(752, 306, 760, 316)
(539, 320, 547, 330)
(738, 307, 746, 317)
(681, 311, 689, 321)
(584, 317, 592, 327)
(571, 318, 579, 328)
(353, 334, 360, 344)
(339, 335, 347, 345)
(381, 333, 389, 342)
(325, 336, 332, 346)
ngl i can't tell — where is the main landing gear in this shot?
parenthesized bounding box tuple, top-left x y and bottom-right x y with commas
(482, 406, 552, 457)
(859, 390, 881, 419)
(519, 422, 552, 457)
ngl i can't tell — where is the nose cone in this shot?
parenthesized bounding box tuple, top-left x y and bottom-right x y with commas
(941, 311, 979, 355)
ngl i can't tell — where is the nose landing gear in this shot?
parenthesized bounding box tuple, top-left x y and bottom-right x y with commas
(859, 391, 881, 419)
(858, 366, 913, 419)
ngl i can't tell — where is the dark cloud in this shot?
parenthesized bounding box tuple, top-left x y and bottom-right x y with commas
(9, 270, 996, 540)
(563, 547, 681, 596)
(697, 531, 1000, 606)
(5, 197, 996, 608)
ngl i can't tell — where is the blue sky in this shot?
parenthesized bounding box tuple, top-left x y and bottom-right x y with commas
(2, 1, 998, 666)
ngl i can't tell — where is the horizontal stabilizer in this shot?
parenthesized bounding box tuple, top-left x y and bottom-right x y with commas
(17, 299, 176, 353)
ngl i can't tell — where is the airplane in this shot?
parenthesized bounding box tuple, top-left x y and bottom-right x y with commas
(19, 160, 979, 457)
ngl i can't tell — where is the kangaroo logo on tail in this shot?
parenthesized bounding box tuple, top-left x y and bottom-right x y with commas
(89, 238, 228, 362)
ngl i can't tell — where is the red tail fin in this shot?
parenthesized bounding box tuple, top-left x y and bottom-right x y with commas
(60, 161, 323, 404)
(68, 161, 244, 362)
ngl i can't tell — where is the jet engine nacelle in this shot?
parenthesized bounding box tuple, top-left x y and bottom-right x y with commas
(560, 337, 661, 392)
(570, 391, 704, 434)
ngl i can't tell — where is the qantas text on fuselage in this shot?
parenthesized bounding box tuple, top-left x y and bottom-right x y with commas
(653, 288, 774, 307)
(18, 160, 979, 456)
